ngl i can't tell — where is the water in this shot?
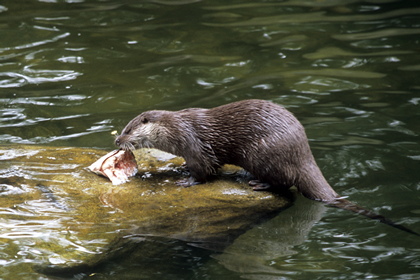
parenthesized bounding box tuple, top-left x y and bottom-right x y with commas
(1, 0, 420, 279)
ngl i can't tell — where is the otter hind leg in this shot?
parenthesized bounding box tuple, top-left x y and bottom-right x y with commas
(249, 180, 272, 191)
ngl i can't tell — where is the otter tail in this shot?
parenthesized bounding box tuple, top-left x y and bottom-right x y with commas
(296, 162, 419, 236)
(329, 198, 420, 237)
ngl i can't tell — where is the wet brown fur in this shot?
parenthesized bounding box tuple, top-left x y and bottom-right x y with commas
(116, 99, 419, 236)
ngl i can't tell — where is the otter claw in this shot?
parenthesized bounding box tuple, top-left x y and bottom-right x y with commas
(176, 177, 201, 188)
(249, 180, 271, 191)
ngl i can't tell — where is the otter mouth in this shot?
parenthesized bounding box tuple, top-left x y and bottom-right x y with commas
(115, 134, 154, 151)
(118, 141, 137, 151)
(116, 139, 154, 151)
(115, 135, 136, 151)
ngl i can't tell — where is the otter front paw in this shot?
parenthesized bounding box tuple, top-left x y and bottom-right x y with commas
(176, 177, 201, 187)
(249, 180, 272, 191)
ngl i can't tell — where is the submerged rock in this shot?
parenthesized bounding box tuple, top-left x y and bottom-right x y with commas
(0, 145, 291, 276)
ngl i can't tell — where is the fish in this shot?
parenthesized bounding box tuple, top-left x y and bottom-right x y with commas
(87, 149, 138, 185)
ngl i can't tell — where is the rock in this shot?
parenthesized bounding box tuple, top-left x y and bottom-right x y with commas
(0, 145, 291, 275)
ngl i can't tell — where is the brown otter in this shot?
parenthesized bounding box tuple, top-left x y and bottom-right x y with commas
(115, 99, 419, 236)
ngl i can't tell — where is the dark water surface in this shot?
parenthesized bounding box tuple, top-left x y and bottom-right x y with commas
(1, 0, 420, 279)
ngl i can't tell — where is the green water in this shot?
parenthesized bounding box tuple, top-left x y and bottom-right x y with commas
(1, 0, 420, 279)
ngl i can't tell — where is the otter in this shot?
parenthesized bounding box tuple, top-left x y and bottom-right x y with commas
(115, 99, 419, 236)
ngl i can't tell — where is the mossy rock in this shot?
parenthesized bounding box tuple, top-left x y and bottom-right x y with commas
(0, 145, 291, 275)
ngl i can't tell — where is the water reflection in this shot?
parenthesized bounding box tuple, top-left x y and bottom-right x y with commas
(0, 0, 419, 279)
(213, 196, 326, 279)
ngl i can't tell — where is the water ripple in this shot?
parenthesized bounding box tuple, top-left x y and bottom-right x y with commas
(0, 32, 70, 52)
(0, 66, 81, 88)
(203, 7, 420, 26)
(303, 47, 412, 60)
(333, 28, 420, 41)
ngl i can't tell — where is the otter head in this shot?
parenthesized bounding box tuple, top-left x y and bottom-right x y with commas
(115, 110, 170, 151)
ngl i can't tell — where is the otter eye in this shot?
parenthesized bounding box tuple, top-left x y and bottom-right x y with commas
(141, 117, 148, 124)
